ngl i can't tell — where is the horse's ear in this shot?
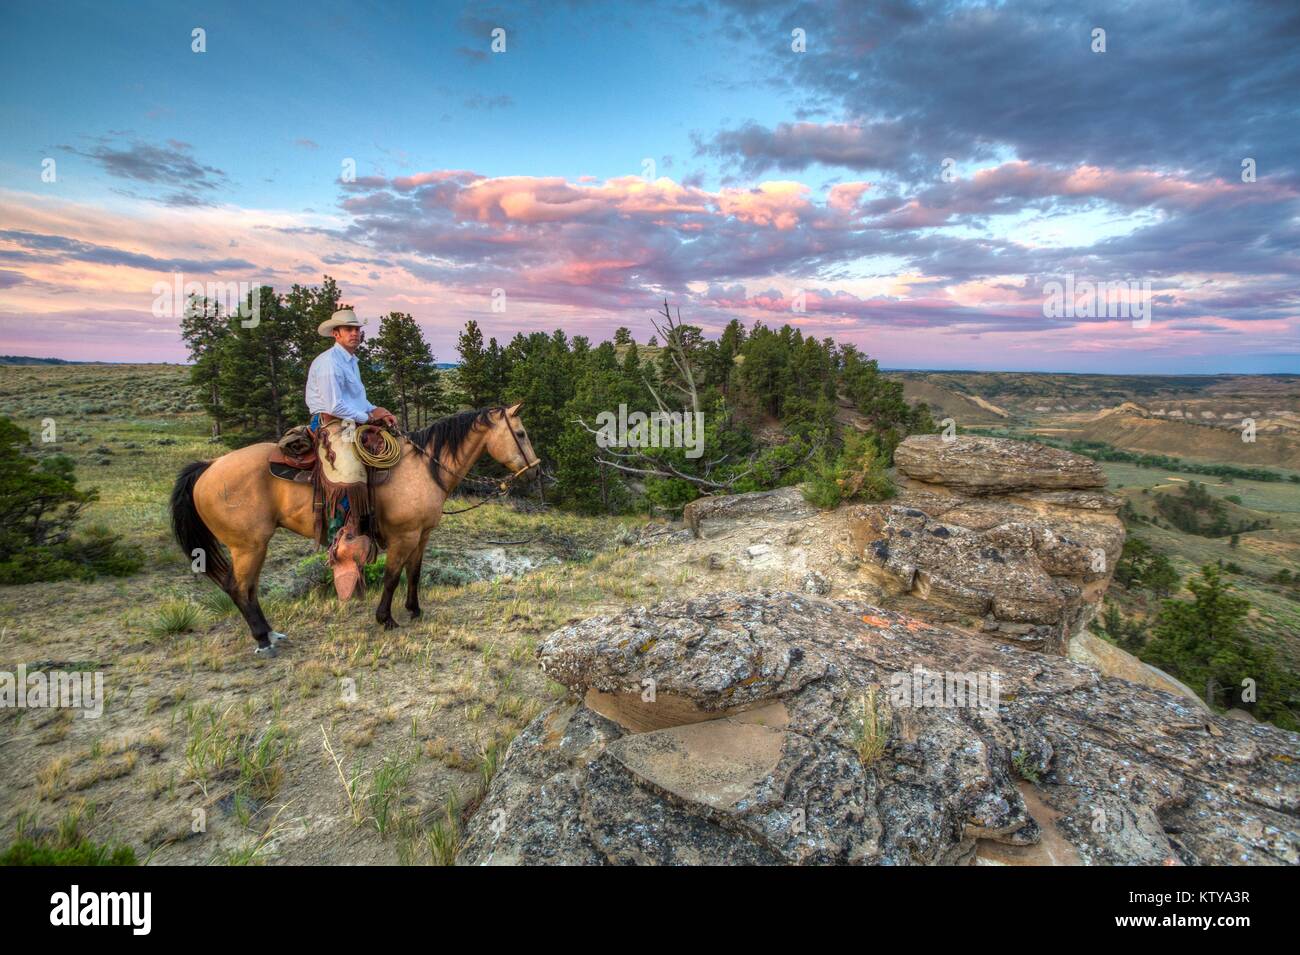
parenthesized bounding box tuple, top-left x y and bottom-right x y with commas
(506, 401, 524, 417)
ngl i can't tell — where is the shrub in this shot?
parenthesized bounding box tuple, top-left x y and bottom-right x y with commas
(151, 599, 202, 636)
(1145, 565, 1298, 730)
(364, 554, 387, 588)
(423, 563, 476, 587)
(0, 417, 142, 584)
(0, 526, 143, 585)
(1, 808, 137, 866)
(1113, 537, 1179, 597)
(0, 838, 137, 866)
(803, 433, 894, 510)
(283, 553, 331, 598)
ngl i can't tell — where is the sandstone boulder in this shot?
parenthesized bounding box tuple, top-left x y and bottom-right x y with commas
(1067, 630, 1208, 710)
(850, 498, 1123, 653)
(848, 435, 1124, 651)
(683, 486, 817, 540)
(458, 592, 1300, 866)
(895, 435, 1107, 495)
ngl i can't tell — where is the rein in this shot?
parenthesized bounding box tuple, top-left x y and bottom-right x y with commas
(400, 414, 540, 516)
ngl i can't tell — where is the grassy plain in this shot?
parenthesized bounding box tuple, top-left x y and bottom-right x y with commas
(1, 363, 1297, 862)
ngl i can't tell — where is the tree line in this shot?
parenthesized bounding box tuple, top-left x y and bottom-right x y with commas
(180, 281, 935, 513)
(452, 303, 933, 513)
(180, 276, 448, 442)
(1040, 437, 1298, 484)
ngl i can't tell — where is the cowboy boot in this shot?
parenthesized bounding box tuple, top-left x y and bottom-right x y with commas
(330, 531, 373, 601)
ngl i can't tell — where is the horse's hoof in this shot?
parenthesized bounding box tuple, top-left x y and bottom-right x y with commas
(269, 631, 289, 644)
(253, 643, 278, 657)
(380, 617, 400, 631)
(407, 609, 422, 620)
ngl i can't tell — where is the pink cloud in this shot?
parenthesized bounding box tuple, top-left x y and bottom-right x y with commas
(827, 181, 872, 213)
(715, 181, 811, 230)
(2, 155, 1296, 373)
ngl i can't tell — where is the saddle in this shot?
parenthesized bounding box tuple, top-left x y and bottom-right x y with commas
(269, 424, 316, 481)
(269, 419, 398, 566)
(269, 448, 317, 482)
(268, 424, 395, 486)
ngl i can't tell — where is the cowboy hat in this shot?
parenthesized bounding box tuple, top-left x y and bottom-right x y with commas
(318, 308, 366, 337)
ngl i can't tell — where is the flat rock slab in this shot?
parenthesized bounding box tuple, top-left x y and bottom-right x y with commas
(460, 592, 1300, 866)
(896, 435, 1107, 495)
(684, 486, 818, 539)
(608, 717, 787, 812)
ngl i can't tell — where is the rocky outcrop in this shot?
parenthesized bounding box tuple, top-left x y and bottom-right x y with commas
(683, 486, 816, 539)
(850, 435, 1124, 653)
(894, 434, 1107, 495)
(457, 592, 1300, 866)
(621, 436, 1184, 697)
(673, 436, 1124, 654)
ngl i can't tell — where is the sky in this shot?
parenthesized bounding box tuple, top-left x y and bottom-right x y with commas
(0, 0, 1298, 372)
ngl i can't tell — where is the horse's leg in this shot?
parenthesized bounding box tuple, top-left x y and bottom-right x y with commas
(229, 542, 276, 654)
(404, 530, 431, 620)
(375, 532, 420, 630)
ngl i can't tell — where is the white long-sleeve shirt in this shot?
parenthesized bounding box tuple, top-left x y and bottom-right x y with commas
(305, 343, 376, 423)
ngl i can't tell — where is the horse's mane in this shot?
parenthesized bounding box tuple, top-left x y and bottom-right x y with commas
(406, 407, 500, 490)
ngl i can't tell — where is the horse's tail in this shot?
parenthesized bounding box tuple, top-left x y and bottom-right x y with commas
(170, 461, 231, 589)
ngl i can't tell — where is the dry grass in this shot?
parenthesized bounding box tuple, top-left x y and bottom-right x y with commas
(0, 364, 740, 864)
(852, 687, 891, 766)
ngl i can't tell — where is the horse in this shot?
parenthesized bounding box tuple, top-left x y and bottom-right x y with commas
(170, 403, 540, 654)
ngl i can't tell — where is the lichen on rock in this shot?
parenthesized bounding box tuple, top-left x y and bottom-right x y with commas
(457, 592, 1300, 866)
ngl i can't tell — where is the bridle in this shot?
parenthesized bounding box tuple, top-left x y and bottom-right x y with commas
(404, 409, 541, 514)
(502, 413, 541, 483)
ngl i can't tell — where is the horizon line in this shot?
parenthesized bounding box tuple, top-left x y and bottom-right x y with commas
(4, 355, 1299, 378)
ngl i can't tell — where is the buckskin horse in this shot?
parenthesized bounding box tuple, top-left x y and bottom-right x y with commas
(170, 404, 539, 654)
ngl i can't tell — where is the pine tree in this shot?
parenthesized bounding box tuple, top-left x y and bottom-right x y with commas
(456, 320, 493, 407)
(1144, 565, 1293, 725)
(216, 286, 300, 441)
(0, 418, 94, 558)
(0, 417, 140, 583)
(622, 341, 641, 376)
(179, 293, 232, 438)
(504, 331, 577, 471)
(556, 354, 639, 513)
(284, 276, 345, 402)
(711, 318, 745, 394)
(738, 323, 789, 416)
(369, 312, 442, 430)
(839, 343, 933, 460)
(487, 337, 507, 406)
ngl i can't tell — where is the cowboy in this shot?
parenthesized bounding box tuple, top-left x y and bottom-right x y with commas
(306, 308, 396, 597)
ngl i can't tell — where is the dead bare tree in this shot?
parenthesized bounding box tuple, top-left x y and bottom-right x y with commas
(574, 300, 812, 495)
(645, 299, 699, 422)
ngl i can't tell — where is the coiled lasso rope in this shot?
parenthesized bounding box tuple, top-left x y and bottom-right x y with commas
(353, 424, 403, 468)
